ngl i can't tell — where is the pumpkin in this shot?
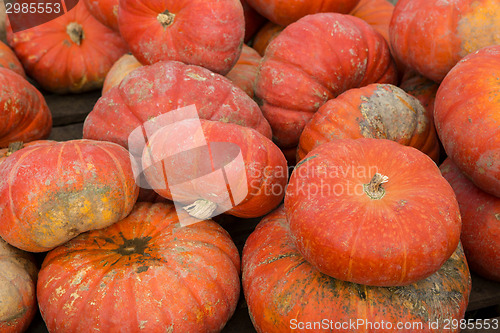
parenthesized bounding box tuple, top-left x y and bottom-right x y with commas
(245, 0, 361, 26)
(297, 84, 440, 163)
(6, 1, 127, 93)
(390, 0, 500, 82)
(0, 140, 54, 166)
(84, 60, 272, 155)
(0, 139, 139, 252)
(102, 53, 142, 94)
(83, 0, 119, 32)
(118, 0, 245, 75)
(243, 207, 471, 333)
(0, 68, 52, 148)
(0, 237, 38, 333)
(285, 138, 461, 286)
(37, 202, 240, 332)
(255, 13, 397, 150)
(399, 70, 439, 123)
(142, 119, 287, 219)
(441, 159, 500, 282)
(252, 21, 284, 56)
(226, 45, 261, 98)
(434, 45, 500, 197)
(241, 0, 266, 42)
(349, 0, 394, 45)
(0, 40, 24, 77)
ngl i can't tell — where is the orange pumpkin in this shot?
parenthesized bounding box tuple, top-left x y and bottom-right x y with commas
(390, 0, 500, 82)
(252, 21, 284, 56)
(297, 84, 439, 162)
(399, 70, 439, 123)
(434, 45, 500, 197)
(38, 202, 240, 332)
(349, 0, 394, 44)
(0, 139, 139, 252)
(255, 13, 397, 150)
(0, 40, 24, 77)
(0, 68, 52, 148)
(243, 207, 471, 333)
(118, 0, 245, 75)
(286, 138, 461, 286)
(0, 237, 38, 333)
(6, 1, 127, 93)
(441, 159, 500, 282)
(83, 0, 119, 31)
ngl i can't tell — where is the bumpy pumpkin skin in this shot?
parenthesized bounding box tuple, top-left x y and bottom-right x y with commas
(226, 45, 261, 98)
(255, 13, 397, 149)
(297, 84, 439, 163)
(285, 138, 461, 286)
(245, 0, 360, 26)
(102, 53, 142, 94)
(118, 0, 245, 75)
(349, 0, 394, 45)
(434, 46, 500, 197)
(6, 1, 127, 93)
(0, 41, 24, 78)
(38, 202, 240, 333)
(243, 207, 471, 333)
(0, 237, 38, 333)
(390, 0, 500, 83)
(0, 68, 52, 148)
(143, 119, 288, 219)
(441, 159, 500, 282)
(84, 61, 272, 153)
(0, 140, 54, 166)
(0, 140, 139, 252)
(83, 0, 119, 31)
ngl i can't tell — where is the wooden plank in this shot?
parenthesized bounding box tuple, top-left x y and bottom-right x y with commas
(44, 90, 101, 127)
(48, 123, 84, 142)
(468, 274, 500, 311)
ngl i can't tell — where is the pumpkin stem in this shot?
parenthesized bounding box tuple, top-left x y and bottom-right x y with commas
(157, 9, 175, 28)
(6, 141, 24, 156)
(183, 199, 217, 220)
(66, 22, 84, 45)
(363, 173, 389, 200)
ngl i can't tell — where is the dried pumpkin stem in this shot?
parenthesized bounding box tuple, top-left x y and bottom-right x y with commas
(6, 141, 24, 156)
(66, 22, 84, 45)
(363, 173, 389, 200)
(157, 9, 175, 28)
(183, 199, 217, 220)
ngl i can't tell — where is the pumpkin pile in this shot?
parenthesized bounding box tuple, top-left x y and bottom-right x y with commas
(0, 0, 498, 331)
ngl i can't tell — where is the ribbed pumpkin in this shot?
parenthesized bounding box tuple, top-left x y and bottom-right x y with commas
(434, 45, 500, 197)
(83, 0, 119, 31)
(252, 21, 283, 56)
(399, 70, 439, 123)
(255, 13, 397, 149)
(286, 138, 461, 286)
(118, 0, 245, 75)
(0, 141, 54, 166)
(37, 202, 240, 333)
(102, 53, 142, 94)
(441, 159, 500, 282)
(243, 207, 471, 333)
(245, 0, 361, 26)
(0, 68, 52, 148)
(390, 0, 500, 82)
(0, 237, 38, 333)
(349, 0, 394, 44)
(84, 61, 272, 153)
(142, 119, 287, 219)
(226, 45, 261, 98)
(6, 1, 127, 93)
(0, 139, 139, 252)
(297, 84, 439, 163)
(0, 40, 24, 77)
